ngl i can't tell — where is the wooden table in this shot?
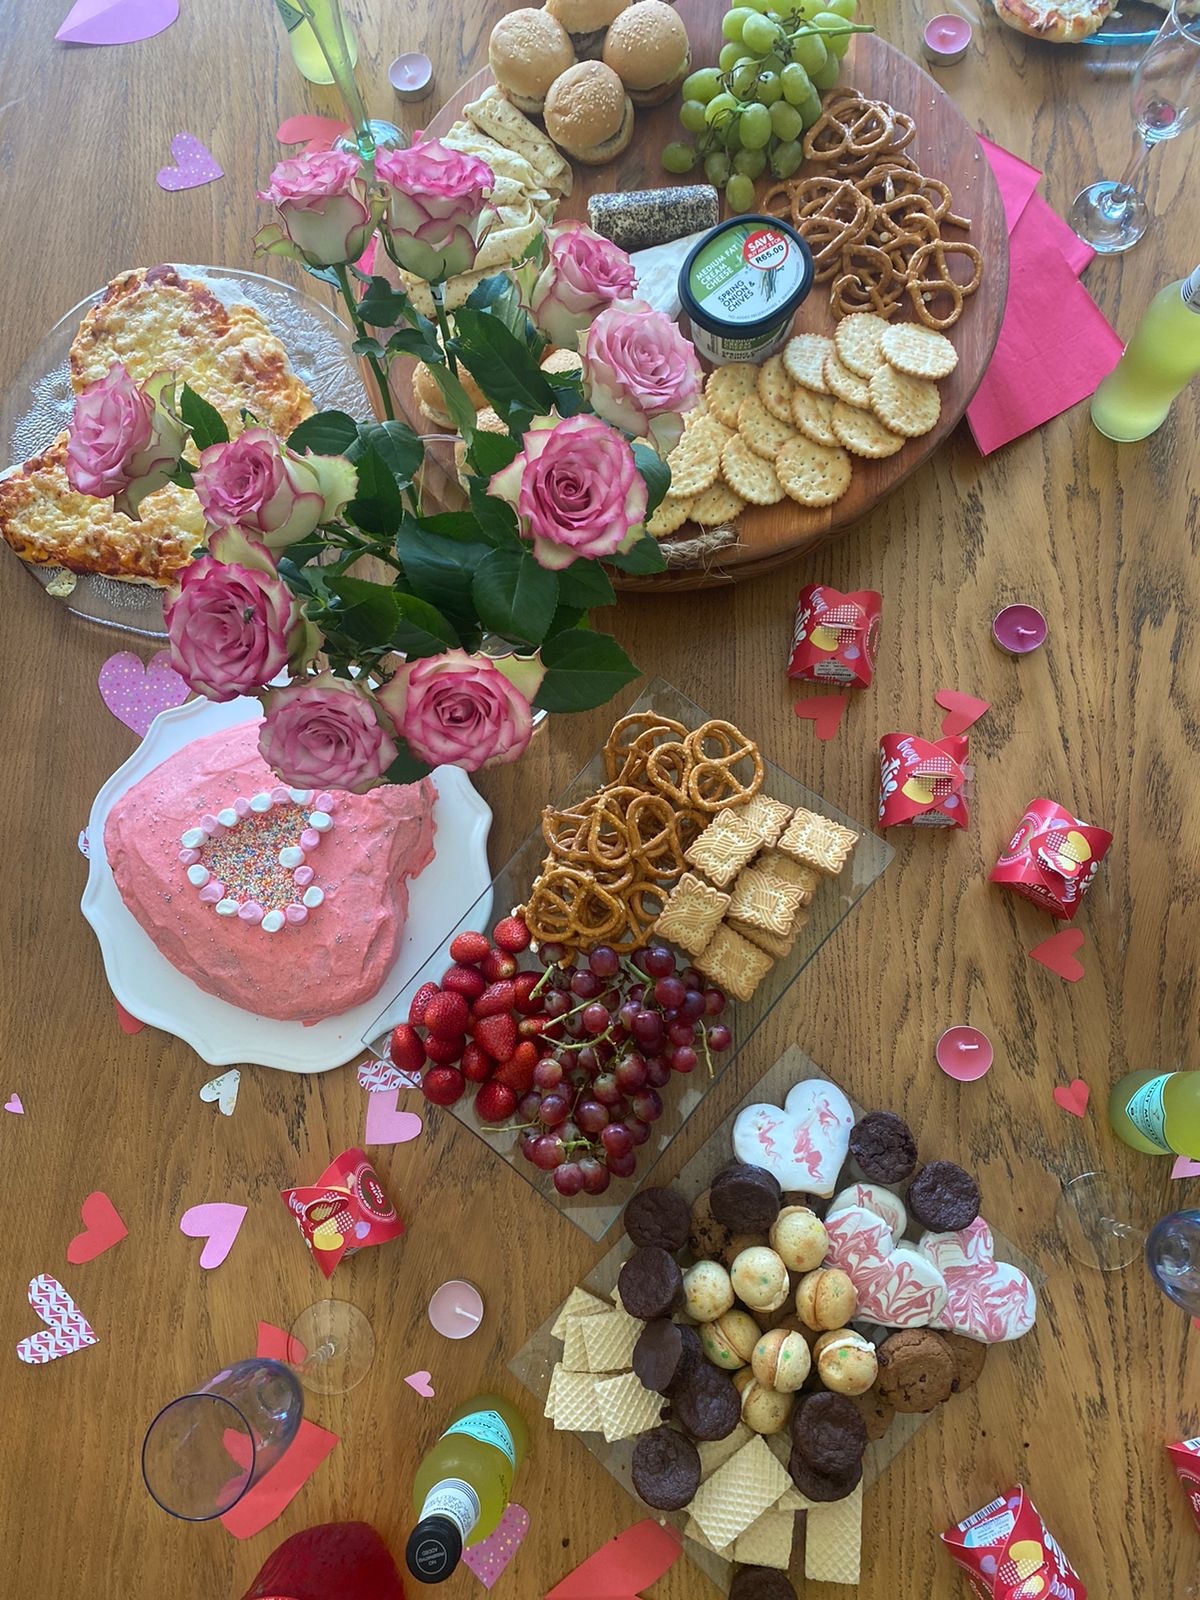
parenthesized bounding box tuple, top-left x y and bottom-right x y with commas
(1, 2, 1196, 1595)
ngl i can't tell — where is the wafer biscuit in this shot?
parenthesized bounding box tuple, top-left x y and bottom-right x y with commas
(835, 311, 890, 378)
(544, 1365, 561, 1419)
(783, 333, 834, 392)
(562, 1317, 592, 1372)
(775, 436, 853, 507)
(831, 400, 906, 458)
(698, 1423, 754, 1479)
(685, 1518, 732, 1557)
(721, 434, 784, 506)
(594, 1371, 663, 1443)
(756, 353, 795, 423)
(685, 1436, 790, 1551)
(869, 363, 941, 437)
(805, 1480, 863, 1583)
(733, 1508, 796, 1571)
(581, 1307, 642, 1373)
(549, 1368, 602, 1432)
(706, 363, 759, 428)
(880, 321, 958, 379)
(823, 350, 872, 407)
(738, 393, 799, 461)
(654, 871, 731, 957)
(551, 1287, 609, 1339)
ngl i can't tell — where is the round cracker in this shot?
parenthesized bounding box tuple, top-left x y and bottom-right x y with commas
(834, 312, 891, 379)
(775, 436, 853, 507)
(869, 365, 942, 438)
(684, 395, 710, 427)
(721, 433, 784, 506)
(756, 353, 794, 423)
(791, 386, 838, 448)
(880, 322, 958, 380)
(706, 364, 759, 428)
(823, 351, 872, 408)
(783, 333, 834, 394)
(830, 400, 906, 459)
(689, 482, 745, 525)
(665, 417, 725, 497)
(648, 495, 693, 537)
(738, 393, 799, 461)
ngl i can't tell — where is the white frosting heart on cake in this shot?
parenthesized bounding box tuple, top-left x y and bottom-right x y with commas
(732, 1079, 855, 1196)
(823, 1204, 948, 1327)
(831, 1182, 907, 1246)
(918, 1217, 1037, 1343)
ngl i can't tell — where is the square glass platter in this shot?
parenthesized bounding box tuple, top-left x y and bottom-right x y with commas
(508, 1045, 1044, 1593)
(364, 680, 894, 1239)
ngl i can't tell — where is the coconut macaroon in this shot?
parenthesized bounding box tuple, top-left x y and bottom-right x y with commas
(488, 8, 577, 115)
(544, 60, 634, 166)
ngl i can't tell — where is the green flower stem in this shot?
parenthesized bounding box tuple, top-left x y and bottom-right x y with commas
(333, 262, 396, 422)
(430, 284, 458, 377)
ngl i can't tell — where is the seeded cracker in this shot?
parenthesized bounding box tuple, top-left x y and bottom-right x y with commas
(775, 436, 853, 507)
(721, 435, 784, 506)
(834, 311, 891, 378)
(869, 363, 942, 437)
(648, 495, 692, 537)
(737, 393, 799, 461)
(791, 385, 838, 447)
(831, 400, 906, 459)
(823, 350, 873, 407)
(706, 364, 759, 428)
(783, 332, 835, 393)
(881, 320, 958, 380)
(756, 353, 795, 423)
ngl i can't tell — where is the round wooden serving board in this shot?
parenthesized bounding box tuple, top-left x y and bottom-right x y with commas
(415, 14, 1009, 590)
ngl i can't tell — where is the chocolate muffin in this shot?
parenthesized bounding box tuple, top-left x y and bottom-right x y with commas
(937, 1330, 988, 1394)
(618, 1246, 685, 1321)
(787, 1447, 863, 1503)
(730, 1568, 799, 1600)
(671, 1362, 742, 1441)
(631, 1425, 702, 1510)
(792, 1391, 868, 1476)
(625, 1186, 691, 1253)
(711, 1164, 783, 1233)
(907, 1161, 981, 1232)
(669, 1323, 705, 1394)
(875, 1328, 955, 1413)
(633, 1319, 684, 1394)
(848, 1110, 918, 1184)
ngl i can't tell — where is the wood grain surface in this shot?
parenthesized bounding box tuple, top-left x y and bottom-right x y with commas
(1, 2, 1198, 1597)
(420, 21, 1009, 587)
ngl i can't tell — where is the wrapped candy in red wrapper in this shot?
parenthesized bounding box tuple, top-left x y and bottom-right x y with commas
(878, 732, 970, 829)
(942, 1486, 1086, 1599)
(788, 584, 882, 687)
(989, 797, 1112, 919)
(1167, 1437, 1200, 1534)
(281, 1148, 403, 1279)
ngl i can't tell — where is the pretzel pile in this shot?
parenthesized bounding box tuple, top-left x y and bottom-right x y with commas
(522, 713, 764, 952)
(762, 90, 983, 330)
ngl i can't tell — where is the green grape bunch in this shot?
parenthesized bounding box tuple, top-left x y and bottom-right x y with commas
(660, 0, 874, 217)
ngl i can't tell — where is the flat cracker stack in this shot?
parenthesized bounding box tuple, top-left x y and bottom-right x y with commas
(543, 1289, 661, 1443)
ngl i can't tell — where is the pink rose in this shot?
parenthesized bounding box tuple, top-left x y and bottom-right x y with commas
(376, 140, 495, 282)
(193, 428, 358, 552)
(65, 364, 187, 517)
(377, 648, 544, 773)
(259, 673, 398, 794)
(164, 530, 313, 702)
(530, 222, 637, 352)
(256, 149, 373, 268)
(488, 415, 647, 571)
(582, 299, 703, 455)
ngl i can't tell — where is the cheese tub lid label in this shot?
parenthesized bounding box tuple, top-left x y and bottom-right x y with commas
(682, 216, 813, 340)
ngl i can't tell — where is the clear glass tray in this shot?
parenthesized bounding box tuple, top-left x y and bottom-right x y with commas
(364, 679, 894, 1239)
(508, 1044, 1044, 1593)
(0, 264, 371, 638)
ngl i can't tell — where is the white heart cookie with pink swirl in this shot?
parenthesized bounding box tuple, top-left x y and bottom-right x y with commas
(732, 1080, 855, 1196)
(823, 1205, 948, 1327)
(918, 1217, 1037, 1343)
(831, 1182, 907, 1246)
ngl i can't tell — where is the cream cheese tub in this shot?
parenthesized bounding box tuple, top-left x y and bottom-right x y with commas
(679, 216, 813, 366)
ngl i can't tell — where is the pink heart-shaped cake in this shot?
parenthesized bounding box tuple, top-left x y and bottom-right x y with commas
(104, 720, 436, 1021)
(823, 1204, 948, 1328)
(918, 1217, 1037, 1343)
(732, 1079, 855, 1196)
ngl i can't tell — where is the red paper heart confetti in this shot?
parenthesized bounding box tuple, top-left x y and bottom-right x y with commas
(1053, 1078, 1090, 1118)
(114, 999, 146, 1033)
(545, 1520, 682, 1600)
(793, 693, 850, 740)
(1029, 928, 1086, 982)
(277, 113, 351, 151)
(157, 131, 223, 192)
(66, 1191, 128, 1265)
(935, 689, 991, 737)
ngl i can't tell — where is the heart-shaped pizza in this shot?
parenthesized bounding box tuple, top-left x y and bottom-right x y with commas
(732, 1079, 855, 1196)
(918, 1217, 1037, 1343)
(823, 1204, 949, 1327)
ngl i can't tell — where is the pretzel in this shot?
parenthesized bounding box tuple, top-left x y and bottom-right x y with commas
(906, 239, 984, 330)
(603, 713, 687, 782)
(831, 247, 907, 319)
(523, 867, 626, 945)
(644, 741, 692, 807)
(687, 756, 765, 814)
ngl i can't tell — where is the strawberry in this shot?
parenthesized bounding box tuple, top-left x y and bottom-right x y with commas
(513, 971, 543, 1014)
(442, 963, 487, 1001)
(474, 1011, 518, 1063)
(422, 1066, 465, 1106)
(518, 1015, 548, 1041)
(460, 1041, 495, 1083)
(482, 947, 519, 982)
(449, 929, 492, 965)
(493, 915, 532, 953)
(408, 981, 439, 1027)
(388, 1023, 425, 1074)
(473, 979, 516, 1020)
(423, 989, 469, 1041)
(474, 1080, 517, 1124)
(493, 1040, 538, 1095)
(424, 1034, 465, 1065)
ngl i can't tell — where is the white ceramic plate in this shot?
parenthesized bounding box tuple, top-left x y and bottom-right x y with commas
(81, 694, 492, 1072)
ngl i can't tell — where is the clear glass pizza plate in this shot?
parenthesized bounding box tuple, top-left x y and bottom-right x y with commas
(363, 679, 894, 1239)
(507, 1044, 1044, 1593)
(0, 264, 371, 638)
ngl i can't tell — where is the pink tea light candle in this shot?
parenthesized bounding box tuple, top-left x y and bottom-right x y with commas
(428, 1279, 484, 1339)
(923, 13, 973, 65)
(992, 604, 1048, 656)
(936, 1026, 994, 1082)
(389, 52, 434, 102)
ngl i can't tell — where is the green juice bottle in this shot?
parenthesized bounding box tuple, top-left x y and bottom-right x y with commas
(1109, 1069, 1200, 1158)
(406, 1395, 529, 1585)
(1091, 265, 1200, 441)
(272, 0, 357, 86)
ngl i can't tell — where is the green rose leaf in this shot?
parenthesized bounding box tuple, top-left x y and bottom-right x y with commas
(354, 420, 423, 486)
(179, 384, 228, 450)
(472, 548, 559, 646)
(556, 559, 615, 611)
(467, 428, 520, 480)
(534, 629, 640, 713)
(467, 477, 523, 550)
(396, 519, 490, 637)
(346, 443, 404, 536)
(424, 363, 478, 444)
(287, 410, 359, 457)
(352, 335, 388, 361)
(451, 307, 555, 415)
(607, 532, 667, 575)
(384, 742, 435, 785)
(303, 264, 343, 289)
(545, 602, 586, 639)
(464, 272, 532, 340)
(632, 439, 671, 517)
(393, 592, 462, 660)
(358, 274, 415, 329)
(421, 511, 488, 544)
(385, 326, 444, 363)
(324, 573, 401, 647)
(169, 461, 196, 490)
(546, 375, 585, 418)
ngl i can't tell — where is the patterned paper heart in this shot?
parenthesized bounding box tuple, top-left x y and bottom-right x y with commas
(733, 1079, 855, 1196)
(157, 132, 223, 192)
(16, 1274, 99, 1364)
(199, 1069, 241, 1116)
(462, 1504, 530, 1589)
(357, 1057, 421, 1093)
(919, 1216, 1037, 1343)
(823, 1204, 949, 1327)
(97, 649, 190, 736)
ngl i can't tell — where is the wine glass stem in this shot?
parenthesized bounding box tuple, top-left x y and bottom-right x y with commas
(1104, 136, 1155, 216)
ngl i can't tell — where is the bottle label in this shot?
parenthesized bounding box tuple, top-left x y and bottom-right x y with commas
(274, 0, 305, 29)
(419, 1477, 481, 1541)
(1124, 1074, 1172, 1151)
(442, 1409, 516, 1467)
(1184, 266, 1200, 310)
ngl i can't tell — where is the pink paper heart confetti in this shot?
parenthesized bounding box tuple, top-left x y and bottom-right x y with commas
(793, 693, 850, 740)
(405, 1369, 436, 1397)
(66, 1191, 128, 1265)
(463, 1504, 530, 1588)
(56, 0, 179, 46)
(1172, 1155, 1200, 1180)
(4, 1094, 22, 1115)
(1053, 1078, 1090, 1118)
(357, 1057, 421, 1093)
(934, 689, 991, 737)
(157, 132, 223, 192)
(97, 649, 190, 736)
(16, 1274, 99, 1364)
(179, 1202, 247, 1269)
(364, 1086, 423, 1145)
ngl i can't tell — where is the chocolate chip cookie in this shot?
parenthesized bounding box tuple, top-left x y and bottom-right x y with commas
(846, 1385, 896, 1441)
(631, 1425, 702, 1511)
(875, 1328, 955, 1413)
(848, 1110, 918, 1184)
(618, 1246, 685, 1322)
(938, 1330, 988, 1394)
(690, 1188, 734, 1259)
(907, 1160, 981, 1232)
(625, 1186, 691, 1253)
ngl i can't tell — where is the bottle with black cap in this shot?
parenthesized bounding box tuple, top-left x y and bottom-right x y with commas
(405, 1395, 529, 1585)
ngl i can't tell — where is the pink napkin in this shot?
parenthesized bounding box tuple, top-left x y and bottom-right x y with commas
(966, 140, 1124, 455)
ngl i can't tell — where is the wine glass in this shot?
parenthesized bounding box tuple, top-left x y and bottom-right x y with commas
(288, 1298, 376, 1396)
(1069, 0, 1200, 253)
(1146, 1209, 1200, 1314)
(1055, 1170, 1147, 1271)
(142, 1358, 303, 1521)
